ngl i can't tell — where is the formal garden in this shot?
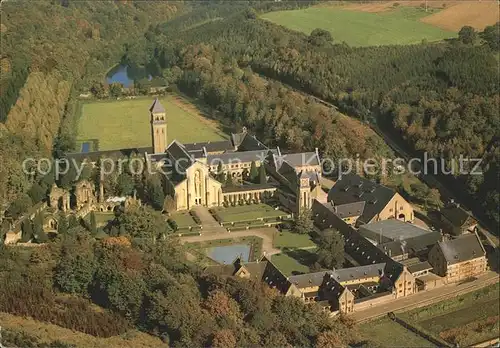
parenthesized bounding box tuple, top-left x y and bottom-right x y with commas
(211, 203, 291, 231)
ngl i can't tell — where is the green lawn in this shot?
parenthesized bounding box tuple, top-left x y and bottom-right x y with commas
(169, 212, 198, 229)
(261, 7, 455, 47)
(270, 253, 310, 276)
(93, 212, 114, 227)
(212, 204, 290, 223)
(77, 95, 227, 151)
(273, 230, 316, 249)
(359, 317, 436, 347)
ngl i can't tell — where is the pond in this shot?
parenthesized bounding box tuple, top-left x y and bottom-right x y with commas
(207, 244, 251, 264)
(106, 64, 151, 88)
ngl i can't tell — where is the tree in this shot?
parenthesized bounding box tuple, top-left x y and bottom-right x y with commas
(225, 173, 234, 187)
(116, 172, 134, 196)
(21, 220, 33, 242)
(28, 182, 46, 203)
(308, 28, 333, 46)
(90, 80, 107, 98)
(6, 194, 32, 219)
(458, 26, 477, 45)
(33, 212, 48, 243)
(55, 235, 96, 295)
(316, 330, 346, 348)
(316, 229, 345, 269)
(59, 161, 78, 189)
(58, 213, 68, 235)
(146, 174, 165, 210)
(258, 165, 267, 184)
(68, 214, 79, 228)
(115, 206, 167, 240)
(212, 329, 237, 348)
(89, 211, 97, 235)
(249, 161, 258, 182)
(293, 209, 314, 234)
(109, 82, 123, 98)
(215, 162, 225, 182)
(481, 22, 500, 50)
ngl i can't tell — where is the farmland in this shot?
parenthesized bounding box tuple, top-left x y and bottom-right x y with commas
(76, 95, 227, 151)
(261, 6, 455, 47)
(399, 283, 500, 347)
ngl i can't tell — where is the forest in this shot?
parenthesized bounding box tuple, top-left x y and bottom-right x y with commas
(0, 209, 362, 347)
(127, 6, 499, 228)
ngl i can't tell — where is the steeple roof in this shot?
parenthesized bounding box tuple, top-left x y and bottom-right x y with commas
(149, 98, 165, 113)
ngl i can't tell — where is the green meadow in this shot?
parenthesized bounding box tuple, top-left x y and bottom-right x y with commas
(76, 95, 227, 151)
(261, 7, 455, 47)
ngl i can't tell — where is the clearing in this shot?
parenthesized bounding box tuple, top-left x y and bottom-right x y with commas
(261, 6, 455, 47)
(76, 95, 227, 151)
(420, 2, 499, 31)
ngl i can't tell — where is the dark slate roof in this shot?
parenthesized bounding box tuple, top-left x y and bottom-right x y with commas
(331, 263, 386, 283)
(149, 98, 165, 113)
(312, 200, 393, 266)
(320, 273, 347, 301)
(166, 140, 194, 170)
(183, 140, 234, 154)
(438, 233, 485, 265)
(238, 133, 268, 151)
(262, 257, 292, 293)
(241, 261, 269, 280)
(221, 183, 277, 193)
(288, 271, 334, 289)
(326, 201, 366, 219)
(359, 220, 431, 242)
(327, 173, 395, 224)
(206, 149, 278, 166)
(281, 151, 320, 168)
(441, 205, 476, 227)
(65, 146, 153, 162)
(401, 258, 433, 274)
(204, 263, 238, 277)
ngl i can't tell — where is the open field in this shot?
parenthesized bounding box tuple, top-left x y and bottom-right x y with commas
(76, 95, 227, 151)
(420, 2, 499, 31)
(261, 6, 455, 46)
(358, 317, 436, 347)
(399, 283, 500, 347)
(0, 312, 167, 348)
(169, 211, 198, 229)
(273, 230, 316, 249)
(212, 203, 290, 224)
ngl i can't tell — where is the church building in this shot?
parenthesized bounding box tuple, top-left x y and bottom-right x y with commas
(146, 98, 324, 213)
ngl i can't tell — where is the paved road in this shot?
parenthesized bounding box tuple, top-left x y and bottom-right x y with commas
(191, 206, 226, 234)
(351, 271, 499, 323)
(180, 227, 281, 255)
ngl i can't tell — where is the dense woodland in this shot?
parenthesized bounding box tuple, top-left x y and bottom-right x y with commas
(127, 6, 499, 227)
(0, 0, 183, 210)
(0, 216, 362, 347)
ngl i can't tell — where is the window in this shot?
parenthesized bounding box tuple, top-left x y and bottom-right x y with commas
(399, 283, 403, 288)
(389, 208, 393, 212)
(400, 206, 404, 211)
(399, 290, 402, 294)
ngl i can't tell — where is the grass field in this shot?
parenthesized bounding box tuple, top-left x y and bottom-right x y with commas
(77, 95, 227, 151)
(169, 211, 198, 229)
(400, 283, 500, 347)
(261, 6, 455, 46)
(273, 230, 316, 249)
(212, 204, 290, 224)
(358, 317, 436, 347)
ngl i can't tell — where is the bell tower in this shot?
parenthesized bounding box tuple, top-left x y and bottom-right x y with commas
(150, 98, 167, 154)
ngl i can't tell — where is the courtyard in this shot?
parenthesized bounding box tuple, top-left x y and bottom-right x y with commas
(76, 95, 227, 151)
